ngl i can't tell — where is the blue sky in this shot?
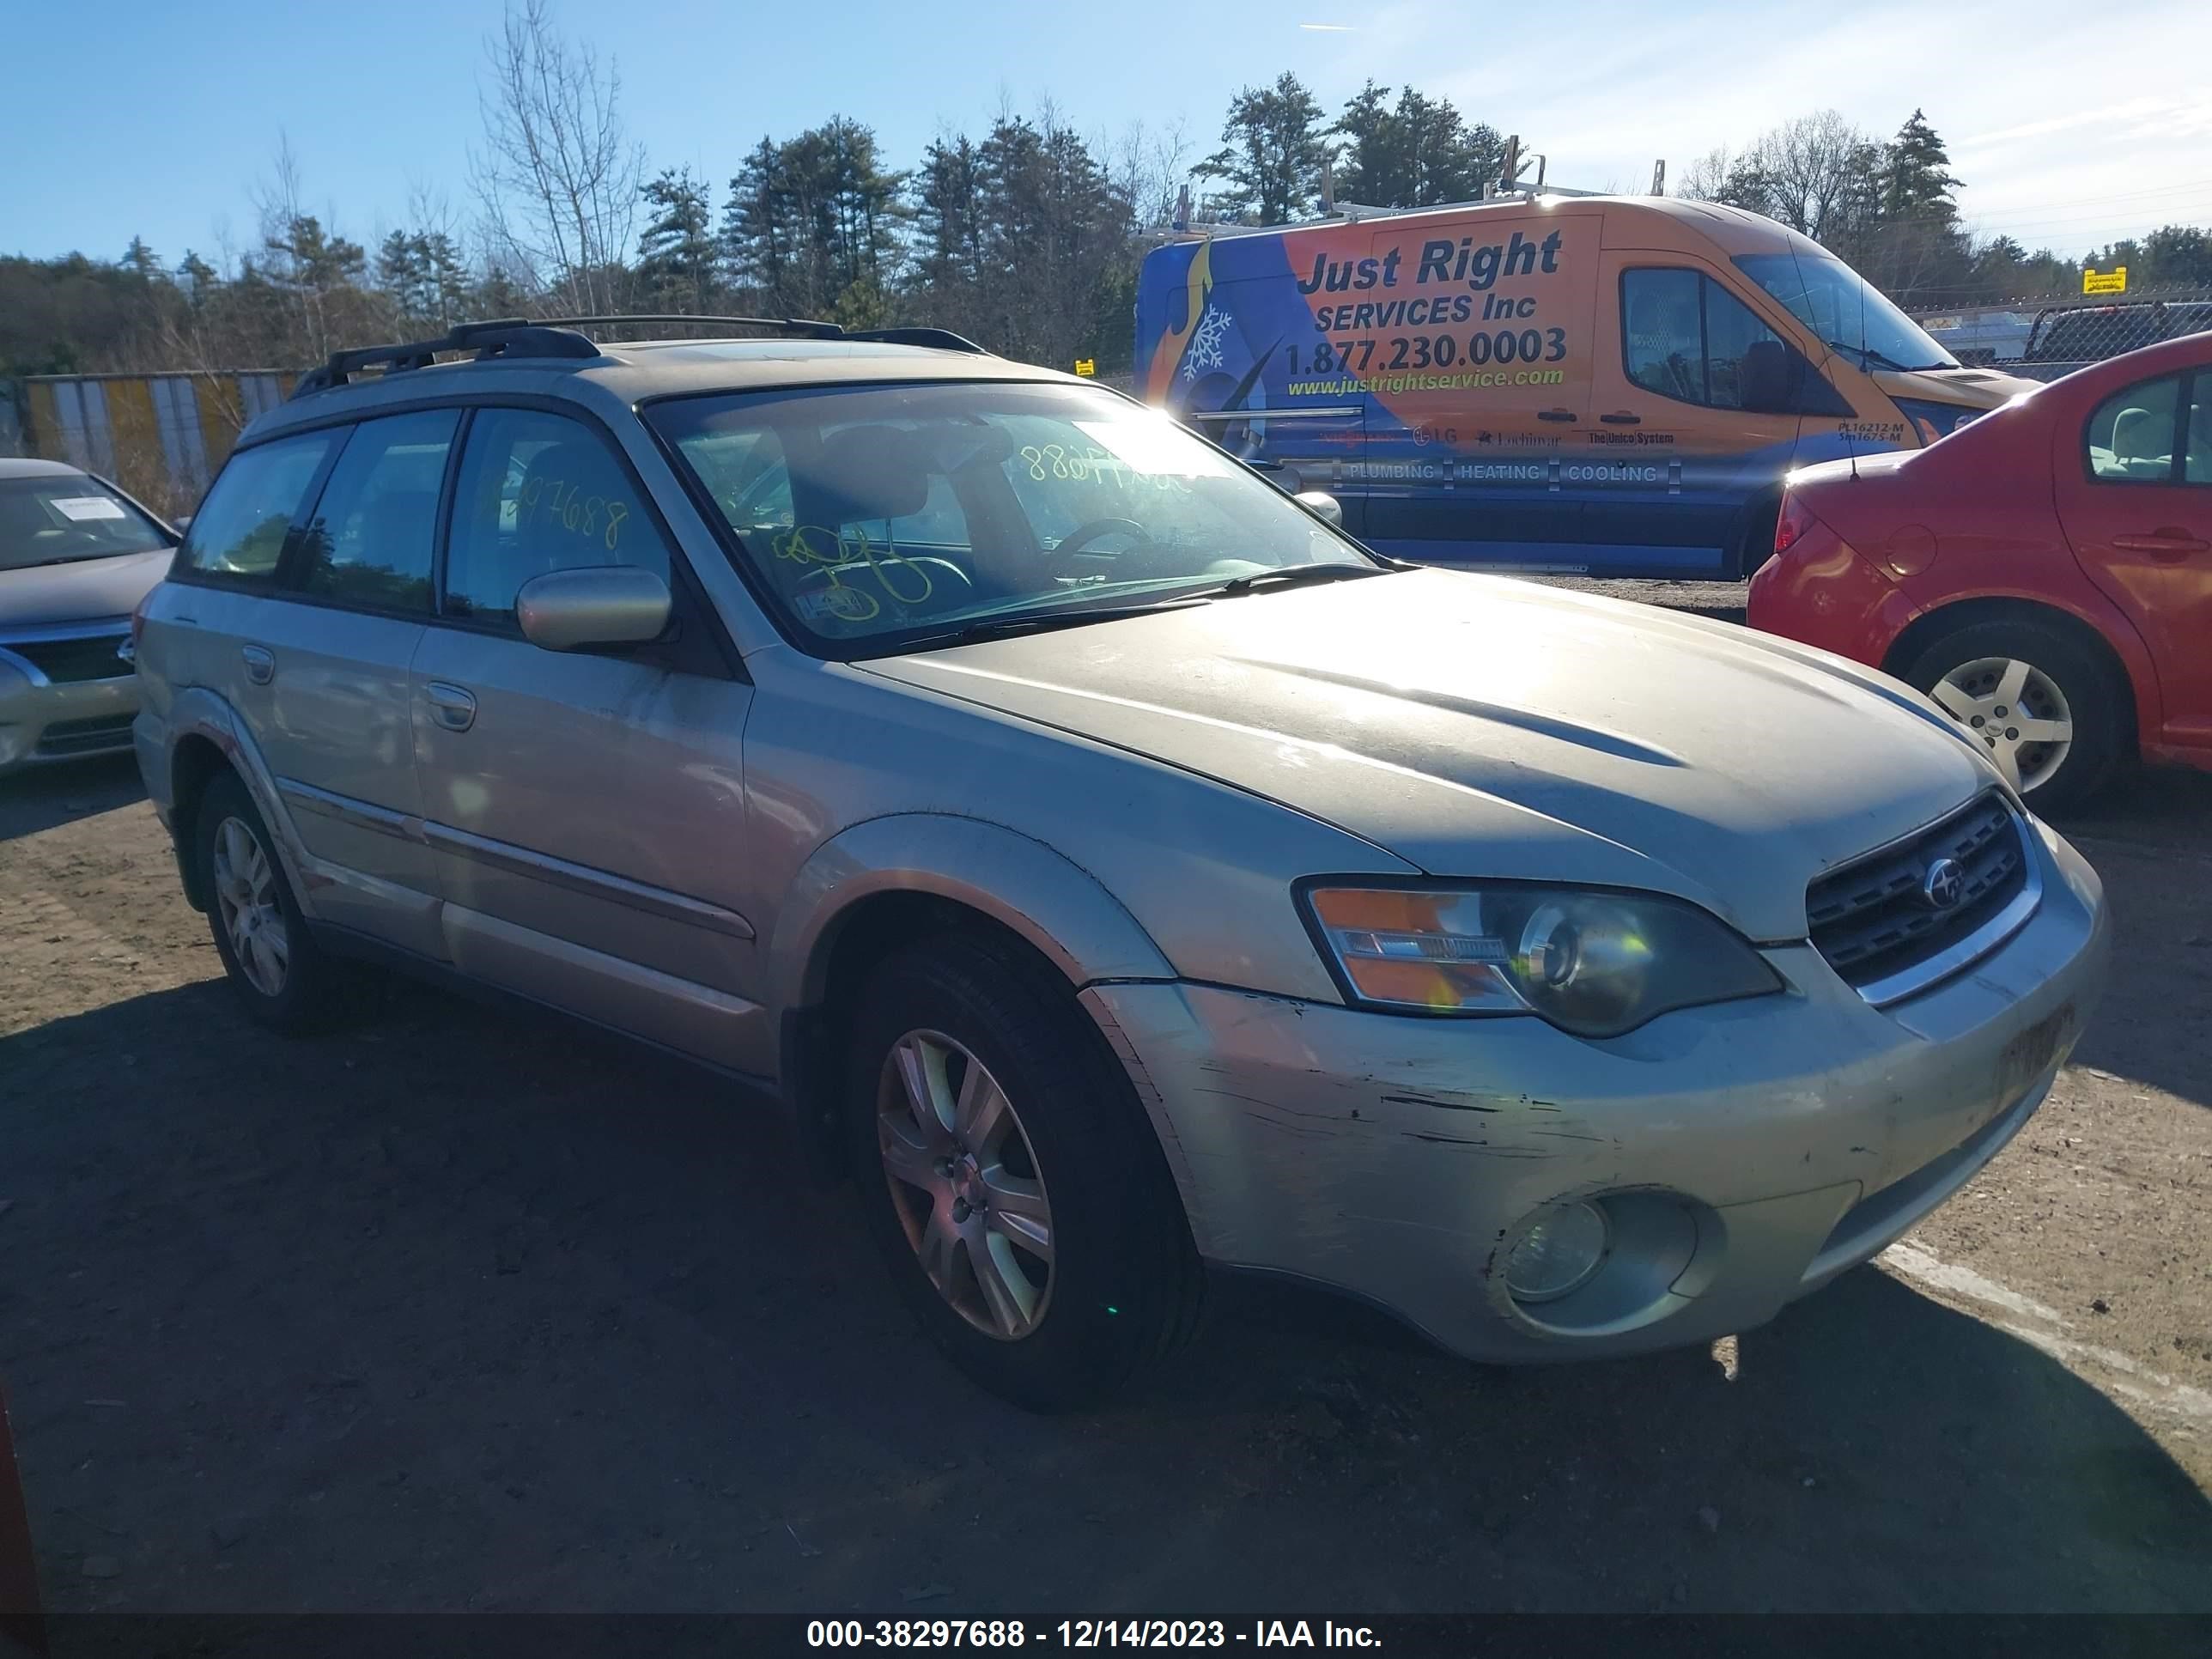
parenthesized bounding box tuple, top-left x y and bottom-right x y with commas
(8, 0, 2209, 265)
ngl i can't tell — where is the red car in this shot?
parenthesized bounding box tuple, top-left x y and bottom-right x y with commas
(1750, 331, 2211, 809)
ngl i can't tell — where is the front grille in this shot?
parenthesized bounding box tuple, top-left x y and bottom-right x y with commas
(1808, 794, 2030, 994)
(3, 631, 133, 684)
(35, 713, 137, 757)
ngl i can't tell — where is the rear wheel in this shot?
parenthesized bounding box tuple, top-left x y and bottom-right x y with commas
(1899, 619, 2130, 811)
(842, 933, 1201, 1409)
(194, 770, 347, 1032)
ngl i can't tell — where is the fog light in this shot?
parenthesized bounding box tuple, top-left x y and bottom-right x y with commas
(1505, 1201, 1609, 1303)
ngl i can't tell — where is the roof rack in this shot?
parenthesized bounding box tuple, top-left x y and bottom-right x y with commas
(289, 313, 991, 400)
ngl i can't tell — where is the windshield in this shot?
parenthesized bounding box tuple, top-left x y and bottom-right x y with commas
(1734, 250, 1959, 373)
(648, 380, 1377, 653)
(0, 473, 173, 571)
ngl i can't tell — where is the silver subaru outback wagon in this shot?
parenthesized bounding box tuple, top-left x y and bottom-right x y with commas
(132, 318, 2109, 1407)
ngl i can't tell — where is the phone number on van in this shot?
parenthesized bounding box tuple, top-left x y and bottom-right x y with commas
(1285, 329, 1568, 375)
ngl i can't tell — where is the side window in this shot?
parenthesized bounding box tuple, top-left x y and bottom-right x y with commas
(1621, 269, 1835, 415)
(2186, 382, 2210, 486)
(1622, 270, 1705, 404)
(2087, 375, 2183, 483)
(1701, 283, 1785, 412)
(173, 432, 337, 585)
(294, 410, 458, 611)
(444, 408, 672, 627)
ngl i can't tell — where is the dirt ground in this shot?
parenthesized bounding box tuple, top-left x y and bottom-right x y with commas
(3, 583, 2210, 1615)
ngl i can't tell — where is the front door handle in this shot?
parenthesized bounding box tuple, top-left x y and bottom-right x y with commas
(2112, 529, 2209, 558)
(425, 681, 477, 732)
(1600, 411, 1643, 425)
(1536, 409, 1578, 423)
(240, 645, 275, 685)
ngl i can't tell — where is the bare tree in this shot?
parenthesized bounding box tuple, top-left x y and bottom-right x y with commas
(471, 0, 645, 314)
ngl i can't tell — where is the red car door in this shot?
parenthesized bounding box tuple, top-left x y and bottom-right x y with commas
(2054, 356, 2212, 752)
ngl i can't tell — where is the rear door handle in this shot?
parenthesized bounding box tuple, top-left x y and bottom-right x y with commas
(1600, 411, 1643, 425)
(2112, 530, 2209, 558)
(1536, 409, 1578, 423)
(240, 644, 275, 685)
(425, 681, 477, 732)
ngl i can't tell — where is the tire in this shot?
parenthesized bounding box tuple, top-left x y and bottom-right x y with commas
(193, 769, 347, 1033)
(1731, 489, 1783, 580)
(1898, 618, 2130, 812)
(842, 932, 1202, 1409)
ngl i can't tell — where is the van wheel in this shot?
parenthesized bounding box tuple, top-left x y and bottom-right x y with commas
(1899, 619, 2130, 812)
(1731, 489, 1783, 580)
(842, 933, 1201, 1410)
(194, 770, 346, 1032)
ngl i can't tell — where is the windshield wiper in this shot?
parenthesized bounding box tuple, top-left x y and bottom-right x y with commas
(1824, 338, 1912, 373)
(1210, 562, 1391, 597)
(936, 597, 1215, 646)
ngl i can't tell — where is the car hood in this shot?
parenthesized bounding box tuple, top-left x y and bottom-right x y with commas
(1874, 365, 2039, 410)
(0, 548, 172, 627)
(862, 569, 1998, 941)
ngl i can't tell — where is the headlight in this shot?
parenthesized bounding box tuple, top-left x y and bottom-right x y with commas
(1300, 883, 1783, 1037)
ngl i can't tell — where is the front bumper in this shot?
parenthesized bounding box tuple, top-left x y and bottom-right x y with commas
(1086, 818, 2108, 1363)
(0, 658, 141, 775)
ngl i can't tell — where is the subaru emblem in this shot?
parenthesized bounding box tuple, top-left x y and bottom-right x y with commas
(1922, 857, 1966, 911)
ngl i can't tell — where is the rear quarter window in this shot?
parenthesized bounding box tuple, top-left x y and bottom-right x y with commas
(174, 432, 338, 585)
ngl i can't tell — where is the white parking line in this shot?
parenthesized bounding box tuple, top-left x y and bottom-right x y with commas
(1882, 1239, 2212, 1427)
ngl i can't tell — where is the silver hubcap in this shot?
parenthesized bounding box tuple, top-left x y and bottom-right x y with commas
(877, 1030, 1054, 1341)
(211, 815, 289, 997)
(1932, 656, 2074, 792)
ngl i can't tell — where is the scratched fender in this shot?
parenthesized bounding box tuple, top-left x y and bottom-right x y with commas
(766, 813, 1179, 1016)
(152, 685, 327, 920)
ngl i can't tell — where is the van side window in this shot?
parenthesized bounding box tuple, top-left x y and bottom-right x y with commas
(294, 410, 459, 611)
(443, 409, 672, 628)
(1621, 269, 1841, 416)
(173, 432, 338, 586)
(2086, 375, 2184, 483)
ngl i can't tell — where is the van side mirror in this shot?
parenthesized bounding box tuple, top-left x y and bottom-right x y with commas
(515, 567, 672, 652)
(1294, 490, 1344, 528)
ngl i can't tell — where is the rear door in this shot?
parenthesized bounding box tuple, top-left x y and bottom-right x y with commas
(1589, 254, 1807, 575)
(2057, 366, 2212, 750)
(408, 404, 766, 1073)
(255, 409, 457, 955)
(159, 422, 444, 953)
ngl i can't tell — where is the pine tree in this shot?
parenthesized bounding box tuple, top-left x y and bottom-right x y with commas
(1195, 73, 1328, 224)
(1880, 109, 1959, 228)
(636, 167, 718, 313)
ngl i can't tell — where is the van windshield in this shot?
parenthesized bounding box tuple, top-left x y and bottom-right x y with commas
(649, 380, 1381, 655)
(1734, 251, 1959, 374)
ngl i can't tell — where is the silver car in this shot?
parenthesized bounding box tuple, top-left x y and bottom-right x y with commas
(1, 458, 177, 774)
(131, 319, 2109, 1407)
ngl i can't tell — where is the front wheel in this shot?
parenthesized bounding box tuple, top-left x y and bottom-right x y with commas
(1899, 619, 2130, 811)
(842, 933, 1201, 1409)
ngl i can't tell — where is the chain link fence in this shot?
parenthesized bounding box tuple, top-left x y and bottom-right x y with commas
(1911, 289, 2212, 382)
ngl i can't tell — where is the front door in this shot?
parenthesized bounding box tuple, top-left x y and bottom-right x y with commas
(2058, 365, 2212, 750)
(1588, 255, 1806, 575)
(409, 404, 766, 1073)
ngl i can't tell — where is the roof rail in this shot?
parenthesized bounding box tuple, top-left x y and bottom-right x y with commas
(287, 313, 995, 402)
(290, 319, 599, 399)
(544, 315, 991, 354)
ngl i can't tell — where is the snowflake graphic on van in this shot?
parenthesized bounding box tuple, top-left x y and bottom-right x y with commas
(1182, 305, 1232, 381)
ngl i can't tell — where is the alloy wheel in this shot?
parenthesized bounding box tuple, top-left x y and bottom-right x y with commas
(876, 1030, 1054, 1340)
(1932, 656, 2074, 793)
(211, 816, 289, 997)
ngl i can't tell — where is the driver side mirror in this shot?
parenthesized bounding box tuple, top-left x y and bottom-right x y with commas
(516, 567, 672, 652)
(1294, 490, 1344, 528)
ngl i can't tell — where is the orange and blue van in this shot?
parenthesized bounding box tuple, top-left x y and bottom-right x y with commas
(1136, 194, 2035, 577)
